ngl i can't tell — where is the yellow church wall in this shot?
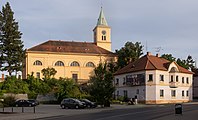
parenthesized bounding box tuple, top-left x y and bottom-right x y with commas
(24, 51, 116, 83)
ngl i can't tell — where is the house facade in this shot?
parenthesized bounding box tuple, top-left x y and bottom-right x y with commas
(114, 52, 193, 104)
(193, 76, 198, 99)
(22, 8, 117, 84)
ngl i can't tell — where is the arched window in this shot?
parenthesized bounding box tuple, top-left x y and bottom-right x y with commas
(170, 67, 178, 73)
(33, 60, 42, 66)
(55, 61, 64, 66)
(86, 62, 95, 67)
(70, 61, 80, 67)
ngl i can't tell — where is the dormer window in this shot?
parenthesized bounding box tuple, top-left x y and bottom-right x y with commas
(170, 67, 178, 73)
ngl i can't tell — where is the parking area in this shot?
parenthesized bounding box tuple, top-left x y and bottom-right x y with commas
(0, 104, 150, 120)
(0, 104, 111, 120)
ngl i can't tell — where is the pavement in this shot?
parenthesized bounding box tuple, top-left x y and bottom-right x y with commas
(0, 104, 154, 120)
(0, 102, 198, 120)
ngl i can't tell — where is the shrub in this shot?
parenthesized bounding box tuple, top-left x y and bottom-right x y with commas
(3, 96, 16, 107)
(28, 92, 38, 99)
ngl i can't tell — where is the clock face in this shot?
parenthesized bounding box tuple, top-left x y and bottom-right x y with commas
(102, 30, 106, 35)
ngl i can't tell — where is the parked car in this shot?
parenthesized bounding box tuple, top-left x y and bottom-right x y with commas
(60, 98, 86, 109)
(14, 99, 37, 107)
(80, 99, 97, 108)
(27, 99, 39, 105)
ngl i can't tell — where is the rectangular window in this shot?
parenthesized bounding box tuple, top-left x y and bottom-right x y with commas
(116, 78, 119, 85)
(182, 90, 185, 97)
(171, 75, 174, 82)
(186, 77, 189, 84)
(176, 76, 179, 82)
(160, 75, 164, 81)
(36, 72, 40, 79)
(148, 74, 153, 81)
(104, 36, 106, 40)
(136, 89, 139, 94)
(171, 90, 176, 97)
(160, 90, 164, 97)
(123, 77, 126, 85)
(186, 91, 189, 97)
(123, 90, 128, 98)
(182, 77, 185, 84)
(72, 74, 78, 83)
(117, 90, 119, 96)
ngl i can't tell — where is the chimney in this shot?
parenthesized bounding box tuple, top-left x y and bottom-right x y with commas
(156, 53, 160, 57)
(2, 74, 4, 81)
(147, 52, 151, 56)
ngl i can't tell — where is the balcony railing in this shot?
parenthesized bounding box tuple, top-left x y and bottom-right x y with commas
(169, 81, 179, 88)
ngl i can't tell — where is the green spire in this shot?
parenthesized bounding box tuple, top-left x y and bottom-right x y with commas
(97, 7, 108, 26)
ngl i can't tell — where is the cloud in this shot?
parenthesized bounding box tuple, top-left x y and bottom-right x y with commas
(0, 0, 198, 60)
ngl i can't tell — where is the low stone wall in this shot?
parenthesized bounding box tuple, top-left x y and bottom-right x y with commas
(3, 93, 28, 100)
(36, 93, 57, 102)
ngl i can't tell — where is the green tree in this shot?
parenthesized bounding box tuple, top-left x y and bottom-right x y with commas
(41, 67, 57, 80)
(107, 59, 118, 74)
(161, 54, 195, 70)
(161, 54, 176, 62)
(89, 63, 115, 107)
(0, 2, 25, 76)
(176, 58, 188, 69)
(116, 42, 143, 68)
(26, 73, 50, 98)
(186, 55, 195, 69)
(1, 76, 29, 94)
(55, 78, 83, 102)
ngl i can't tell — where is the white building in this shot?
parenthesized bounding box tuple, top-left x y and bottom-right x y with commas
(193, 76, 198, 99)
(114, 52, 193, 104)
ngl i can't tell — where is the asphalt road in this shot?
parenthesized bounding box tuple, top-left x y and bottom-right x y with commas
(37, 104, 198, 120)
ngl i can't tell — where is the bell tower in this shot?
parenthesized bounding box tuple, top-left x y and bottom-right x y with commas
(93, 7, 111, 51)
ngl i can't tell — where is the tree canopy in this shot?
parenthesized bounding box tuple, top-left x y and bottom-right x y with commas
(41, 67, 57, 80)
(0, 2, 25, 76)
(116, 42, 143, 68)
(89, 63, 115, 107)
(161, 54, 176, 62)
(161, 54, 195, 70)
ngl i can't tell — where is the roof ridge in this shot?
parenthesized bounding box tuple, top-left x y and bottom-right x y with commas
(28, 40, 50, 50)
(48, 40, 94, 44)
(146, 55, 157, 69)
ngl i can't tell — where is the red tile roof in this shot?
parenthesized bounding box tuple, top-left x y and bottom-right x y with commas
(114, 53, 194, 75)
(27, 40, 115, 55)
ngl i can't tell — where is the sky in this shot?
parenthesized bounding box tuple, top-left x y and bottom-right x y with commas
(0, 0, 198, 65)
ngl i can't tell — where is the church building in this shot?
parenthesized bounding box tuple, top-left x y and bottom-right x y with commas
(22, 8, 117, 84)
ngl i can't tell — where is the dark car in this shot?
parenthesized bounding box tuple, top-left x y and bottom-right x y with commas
(80, 99, 97, 108)
(60, 98, 86, 109)
(27, 99, 39, 105)
(14, 99, 37, 107)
